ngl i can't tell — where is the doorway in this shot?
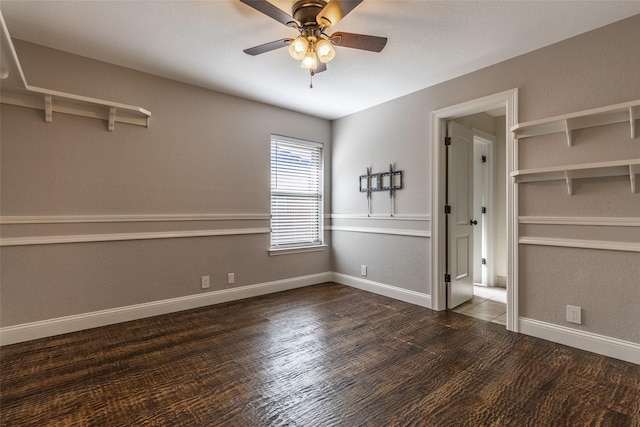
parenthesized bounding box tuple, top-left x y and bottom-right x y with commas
(448, 118, 507, 324)
(430, 89, 519, 332)
(443, 114, 508, 322)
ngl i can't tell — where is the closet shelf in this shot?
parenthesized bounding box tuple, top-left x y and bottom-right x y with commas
(1, 86, 151, 130)
(511, 100, 640, 146)
(511, 159, 640, 195)
(0, 13, 150, 131)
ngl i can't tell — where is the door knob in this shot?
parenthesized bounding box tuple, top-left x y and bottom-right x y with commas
(470, 220, 478, 225)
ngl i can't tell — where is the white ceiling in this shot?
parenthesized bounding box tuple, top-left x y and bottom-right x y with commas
(1, 1, 638, 120)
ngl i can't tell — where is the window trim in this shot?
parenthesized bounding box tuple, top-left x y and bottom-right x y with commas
(269, 134, 325, 252)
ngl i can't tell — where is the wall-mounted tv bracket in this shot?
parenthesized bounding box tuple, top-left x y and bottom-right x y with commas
(359, 164, 403, 216)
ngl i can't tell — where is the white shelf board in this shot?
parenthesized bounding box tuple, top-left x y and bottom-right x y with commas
(511, 100, 640, 146)
(511, 159, 640, 195)
(1, 86, 151, 129)
(0, 12, 150, 131)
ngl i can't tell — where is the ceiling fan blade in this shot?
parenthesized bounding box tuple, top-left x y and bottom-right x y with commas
(316, 0, 363, 27)
(330, 32, 387, 52)
(243, 38, 292, 56)
(239, 0, 297, 27)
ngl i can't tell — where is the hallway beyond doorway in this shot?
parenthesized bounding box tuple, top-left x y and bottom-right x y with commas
(451, 285, 506, 325)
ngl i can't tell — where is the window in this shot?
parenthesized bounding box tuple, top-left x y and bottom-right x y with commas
(270, 135, 324, 251)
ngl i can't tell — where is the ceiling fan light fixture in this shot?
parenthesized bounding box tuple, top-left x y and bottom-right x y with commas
(301, 50, 318, 70)
(241, 0, 388, 79)
(316, 38, 335, 63)
(288, 36, 309, 60)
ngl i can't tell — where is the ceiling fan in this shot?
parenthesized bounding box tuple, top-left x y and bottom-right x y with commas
(239, 0, 387, 81)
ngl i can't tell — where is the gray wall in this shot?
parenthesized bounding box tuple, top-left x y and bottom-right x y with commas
(331, 15, 640, 342)
(1, 41, 332, 326)
(2, 16, 639, 345)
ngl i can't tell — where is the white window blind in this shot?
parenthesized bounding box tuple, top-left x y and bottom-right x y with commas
(270, 135, 323, 249)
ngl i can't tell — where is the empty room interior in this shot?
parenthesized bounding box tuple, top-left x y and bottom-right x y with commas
(1, 1, 639, 425)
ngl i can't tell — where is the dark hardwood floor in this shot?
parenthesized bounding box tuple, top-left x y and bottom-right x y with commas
(2, 282, 639, 426)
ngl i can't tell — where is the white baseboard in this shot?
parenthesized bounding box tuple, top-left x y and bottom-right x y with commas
(519, 317, 640, 365)
(331, 272, 431, 308)
(0, 272, 332, 346)
(4, 273, 636, 366)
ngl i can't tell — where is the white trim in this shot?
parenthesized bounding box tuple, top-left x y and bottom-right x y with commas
(268, 244, 328, 256)
(0, 273, 332, 346)
(328, 225, 430, 238)
(511, 99, 640, 144)
(519, 216, 640, 227)
(0, 213, 270, 224)
(471, 127, 498, 142)
(431, 89, 519, 333)
(511, 158, 640, 195)
(519, 317, 640, 365)
(0, 228, 270, 247)
(271, 133, 323, 149)
(328, 213, 430, 221)
(332, 272, 431, 308)
(519, 237, 640, 252)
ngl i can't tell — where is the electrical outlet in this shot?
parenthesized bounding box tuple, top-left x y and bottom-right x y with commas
(227, 273, 235, 284)
(201, 275, 210, 289)
(566, 305, 581, 324)
(361, 265, 367, 276)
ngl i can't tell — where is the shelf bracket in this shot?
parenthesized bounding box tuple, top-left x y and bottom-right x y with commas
(564, 118, 574, 147)
(631, 164, 639, 194)
(44, 94, 52, 123)
(108, 106, 116, 132)
(630, 106, 639, 140)
(564, 170, 574, 196)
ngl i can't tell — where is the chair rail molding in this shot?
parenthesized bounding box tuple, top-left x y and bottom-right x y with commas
(519, 216, 640, 227)
(328, 213, 430, 221)
(0, 213, 270, 224)
(0, 228, 270, 247)
(328, 225, 430, 238)
(519, 236, 640, 253)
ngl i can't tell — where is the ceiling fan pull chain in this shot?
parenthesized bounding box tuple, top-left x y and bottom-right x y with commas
(310, 70, 314, 89)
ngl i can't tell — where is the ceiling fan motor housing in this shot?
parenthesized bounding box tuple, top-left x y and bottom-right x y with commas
(292, 0, 328, 27)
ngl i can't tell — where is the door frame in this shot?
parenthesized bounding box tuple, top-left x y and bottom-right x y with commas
(430, 89, 519, 332)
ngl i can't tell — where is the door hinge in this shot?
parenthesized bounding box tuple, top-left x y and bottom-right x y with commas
(481, 207, 486, 214)
(444, 136, 451, 146)
(444, 273, 451, 282)
(482, 155, 487, 163)
(444, 205, 451, 214)
(482, 258, 487, 265)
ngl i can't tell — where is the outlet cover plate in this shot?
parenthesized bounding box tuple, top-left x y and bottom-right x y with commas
(228, 273, 235, 284)
(201, 275, 210, 289)
(566, 305, 581, 324)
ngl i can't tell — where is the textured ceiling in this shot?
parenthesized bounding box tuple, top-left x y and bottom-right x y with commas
(1, 1, 639, 120)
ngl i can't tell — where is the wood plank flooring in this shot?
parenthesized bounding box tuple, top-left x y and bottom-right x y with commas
(2, 282, 639, 426)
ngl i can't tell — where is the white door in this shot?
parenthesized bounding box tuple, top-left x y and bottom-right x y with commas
(447, 121, 475, 308)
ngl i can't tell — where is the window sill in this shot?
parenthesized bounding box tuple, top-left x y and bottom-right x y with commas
(268, 244, 328, 256)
